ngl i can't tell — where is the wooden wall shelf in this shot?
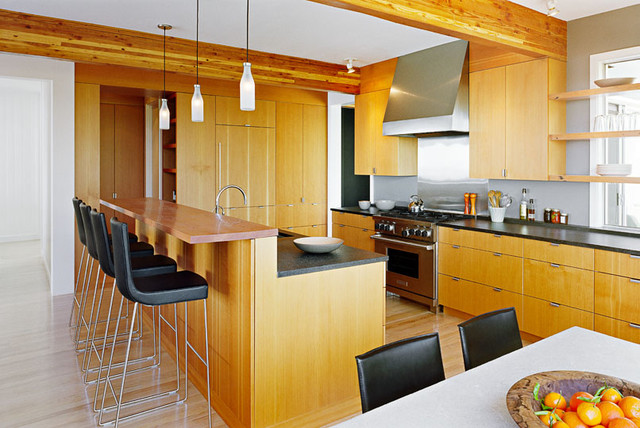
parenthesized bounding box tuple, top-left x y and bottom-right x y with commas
(550, 130, 640, 141)
(550, 83, 640, 101)
(549, 174, 640, 184)
(163, 168, 177, 174)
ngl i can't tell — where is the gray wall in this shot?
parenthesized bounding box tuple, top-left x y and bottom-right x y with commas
(374, 5, 640, 226)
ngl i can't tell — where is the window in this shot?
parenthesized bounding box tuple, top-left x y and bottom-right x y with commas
(590, 48, 640, 231)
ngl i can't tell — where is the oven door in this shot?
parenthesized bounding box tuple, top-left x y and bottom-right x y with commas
(372, 235, 434, 300)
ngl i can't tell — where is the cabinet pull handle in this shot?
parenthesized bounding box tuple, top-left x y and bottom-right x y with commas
(362, 229, 367, 232)
(258, 205, 265, 208)
(493, 234, 502, 238)
(492, 287, 502, 292)
(550, 243, 560, 247)
(550, 263, 560, 268)
(549, 302, 560, 308)
(287, 204, 293, 207)
(630, 279, 640, 284)
(312, 203, 319, 205)
(373, 167, 376, 174)
(502, 169, 506, 177)
(453, 228, 460, 231)
(312, 225, 318, 228)
(493, 252, 502, 257)
(339, 224, 345, 228)
(452, 277, 460, 281)
(631, 255, 640, 259)
(452, 245, 460, 249)
(630, 323, 640, 329)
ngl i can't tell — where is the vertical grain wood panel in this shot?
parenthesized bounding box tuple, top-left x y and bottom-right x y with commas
(303, 104, 328, 204)
(276, 102, 304, 204)
(114, 104, 145, 199)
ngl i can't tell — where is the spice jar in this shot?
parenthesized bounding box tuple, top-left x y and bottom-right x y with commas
(551, 209, 560, 224)
(544, 208, 552, 223)
(560, 212, 568, 224)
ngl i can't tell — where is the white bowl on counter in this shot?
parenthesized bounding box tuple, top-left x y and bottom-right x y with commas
(358, 200, 371, 210)
(293, 237, 344, 254)
(375, 200, 395, 211)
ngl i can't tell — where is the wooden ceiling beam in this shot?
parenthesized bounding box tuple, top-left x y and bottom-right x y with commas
(308, 0, 567, 60)
(0, 9, 360, 94)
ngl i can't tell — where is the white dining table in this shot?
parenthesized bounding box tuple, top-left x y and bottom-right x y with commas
(336, 327, 640, 427)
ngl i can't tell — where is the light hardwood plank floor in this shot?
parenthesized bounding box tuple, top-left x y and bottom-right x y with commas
(0, 241, 525, 427)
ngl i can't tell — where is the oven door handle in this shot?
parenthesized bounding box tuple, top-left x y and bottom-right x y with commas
(371, 234, 433, 251)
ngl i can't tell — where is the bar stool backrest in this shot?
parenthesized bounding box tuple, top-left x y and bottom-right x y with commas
(79, 203, 99, 260)
(72, 197, 87, 246)
(110, 217, 140, 303)
(90, 210, 116, 278)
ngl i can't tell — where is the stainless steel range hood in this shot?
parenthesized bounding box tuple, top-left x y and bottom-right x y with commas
(382, 40, 469, 138)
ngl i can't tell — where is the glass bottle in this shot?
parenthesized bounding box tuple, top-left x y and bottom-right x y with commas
(519, 188, 528, 220)
(527, 198, 536, 221)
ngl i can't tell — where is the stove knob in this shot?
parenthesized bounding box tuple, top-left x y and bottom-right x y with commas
(389, 223, 396, 233)
(402, 228, 410, 237)
(422, 229, 432, 238)
(375, 223, 382, 230)
(382, 223, 389, 231)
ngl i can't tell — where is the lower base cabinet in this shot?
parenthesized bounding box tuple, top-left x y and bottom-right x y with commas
(287, 224, 327, 237)
(332, 223, 375, 252)
(438, 274, 522, 324)
(522, 296, 594, 338)
(595, 314, 640, 343)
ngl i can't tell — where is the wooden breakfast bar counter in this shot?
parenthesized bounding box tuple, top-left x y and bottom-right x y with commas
(100, 198, 386, 428)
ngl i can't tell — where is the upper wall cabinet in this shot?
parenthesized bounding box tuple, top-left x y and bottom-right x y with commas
(354, 89, 417, 176)
(469, 57, 566, 180)
(215, 96, 275, 128)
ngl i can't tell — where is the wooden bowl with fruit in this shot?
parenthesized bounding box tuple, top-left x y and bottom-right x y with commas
(506, 371, 640, 427)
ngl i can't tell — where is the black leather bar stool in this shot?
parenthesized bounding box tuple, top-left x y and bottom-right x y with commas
(85, 209, 177, 408)
(99, 218, 211, 427)
(70, 197, 138, 329)
(74, 203, 153, 352)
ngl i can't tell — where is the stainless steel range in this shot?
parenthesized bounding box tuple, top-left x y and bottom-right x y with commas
(372, 209, 469, 311)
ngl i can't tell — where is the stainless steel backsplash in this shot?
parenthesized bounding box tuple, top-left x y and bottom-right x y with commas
(417, 136, 489, 213)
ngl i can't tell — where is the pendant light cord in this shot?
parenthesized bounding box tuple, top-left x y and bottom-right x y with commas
(196, 0, 199, 84)
(246, 0, 249, 63)
(163, 27, 166, 99)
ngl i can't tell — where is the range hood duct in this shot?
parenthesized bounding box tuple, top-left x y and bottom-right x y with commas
(383, 40, 469, 138)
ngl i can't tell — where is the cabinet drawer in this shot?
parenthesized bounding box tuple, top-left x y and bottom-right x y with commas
(437, 227, 522, 256)
(595, 249, 640, 278)
(524, 240, 594, 270)
(332, 211, 374, 230)
(291, 224, 327, 237)
(332, 224, 374, 252)
(304, 203, 326, 226)
(523, 259, 594, 312)
(276, 204, 305, 228)
(438, 244, 522, 293)
(595, 314, 640, 344)
(522, 296, 593, 339)
(439, 274, 522, 324)
(594, 272, 640, 324)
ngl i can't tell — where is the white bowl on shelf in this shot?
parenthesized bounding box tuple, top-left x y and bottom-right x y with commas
(596, 164, 632, 176)
(375, 200, 395, 211)
(293, 237, 343, 254)
(594, 77, 636, 88)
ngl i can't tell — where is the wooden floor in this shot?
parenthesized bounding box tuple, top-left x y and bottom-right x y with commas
(0, 240, 521, 427)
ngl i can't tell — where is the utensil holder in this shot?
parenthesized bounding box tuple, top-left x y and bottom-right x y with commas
(489, 207, 507, 223)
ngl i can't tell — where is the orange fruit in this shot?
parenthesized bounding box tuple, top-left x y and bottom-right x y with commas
(546, 392, 568, 410)
(619, 397, 640, 419)
(564, 411, 590, 428)
(577, 401, 602, 426)
(609, 418, 639, 428)
(540, 412, 554, 427)
(597, 401, 625, 426)
(572, 392, 595, 411)
(553, 422, 571, 428)
(630, 418, 640, 427)
(601, 388, 624, 404)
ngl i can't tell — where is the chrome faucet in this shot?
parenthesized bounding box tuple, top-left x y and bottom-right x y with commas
(214, 184, 248, 215)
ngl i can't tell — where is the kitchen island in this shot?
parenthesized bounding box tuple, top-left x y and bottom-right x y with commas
(100, 198, 387, 427)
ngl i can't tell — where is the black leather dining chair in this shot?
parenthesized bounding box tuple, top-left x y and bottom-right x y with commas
(355, 333, 445, 413)
(457, 307, 522, 371)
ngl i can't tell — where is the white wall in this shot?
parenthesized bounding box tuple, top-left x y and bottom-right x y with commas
(0, 77, 44, 242)
(0, 53, 75, 296)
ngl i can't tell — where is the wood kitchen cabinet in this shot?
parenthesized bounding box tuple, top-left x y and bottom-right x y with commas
(176, 92, 216, 211)
(215, 96, 275, 127)
(522, 295, 593, 339)
(469, 58, 566, 180)
(216, 125, 276, 208)
(276, 101, 327, 231)
(331, 212, 376, 252)
(354, 90, 417, 176)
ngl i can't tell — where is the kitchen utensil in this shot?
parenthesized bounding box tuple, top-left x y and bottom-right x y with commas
(358, 200, 371, 210)
(293, 237, 343, 254)
(500, 194, 513, 208)
(408, 195, 423, 213)
(495, 191, 502, 206)
(375, 200, 395, 211)
(489, 207, 506, 222)
(488, 190, 496, 208)
(506, 370, 640, 428)
(594, 77, 636, 87)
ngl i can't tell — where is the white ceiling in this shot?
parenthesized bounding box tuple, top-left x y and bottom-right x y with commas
(0, 0, 638, 67)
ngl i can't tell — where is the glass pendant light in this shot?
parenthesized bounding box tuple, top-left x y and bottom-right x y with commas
(191, 0, 204, 122)
(240, 0, 255, 111)
(158, 24, 172, 130)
